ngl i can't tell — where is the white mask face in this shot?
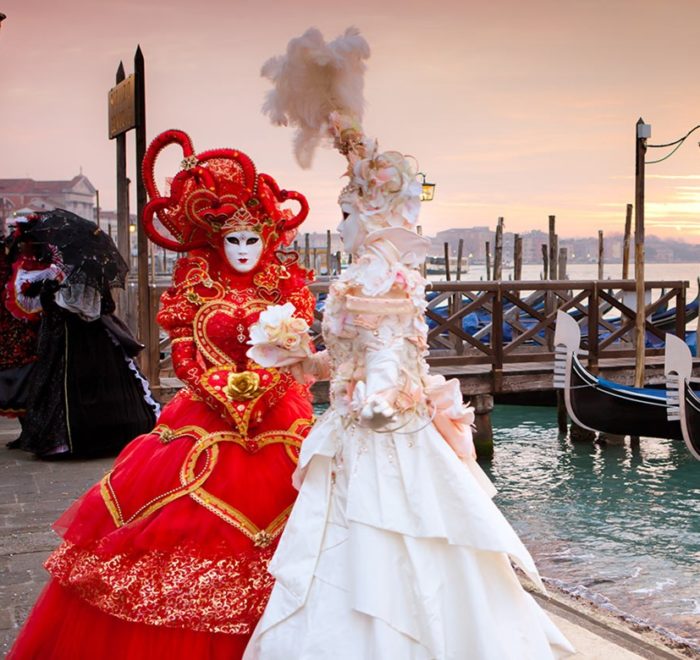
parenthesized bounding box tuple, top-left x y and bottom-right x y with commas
(337, 204, 365, 254)
(223, 230, 263, 273)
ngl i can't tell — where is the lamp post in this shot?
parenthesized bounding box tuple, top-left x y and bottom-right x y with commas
(417, 172, 436, 202)
(634, 119, 700, 387)
(634, 118, 650, 387)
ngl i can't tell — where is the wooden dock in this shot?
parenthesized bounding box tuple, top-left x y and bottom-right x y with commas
(149, 278, 698, 403)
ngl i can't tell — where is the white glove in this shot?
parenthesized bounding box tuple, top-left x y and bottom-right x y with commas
(359, 393, 397, 429)
(287, 350, 331, 384)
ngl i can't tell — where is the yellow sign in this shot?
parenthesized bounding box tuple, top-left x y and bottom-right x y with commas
(108, 75, 136, 139)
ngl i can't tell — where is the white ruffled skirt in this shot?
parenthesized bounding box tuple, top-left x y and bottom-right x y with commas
(244, 411, 575, 659)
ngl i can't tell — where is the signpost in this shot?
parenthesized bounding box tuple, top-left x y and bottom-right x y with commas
(108, 47, 156, 388)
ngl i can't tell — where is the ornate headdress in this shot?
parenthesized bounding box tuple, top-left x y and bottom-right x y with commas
(142, 129, 309, 253)
(261, 27, 427, 258)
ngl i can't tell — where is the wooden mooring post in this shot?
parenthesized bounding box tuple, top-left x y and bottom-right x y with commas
(548, 215, 558, 280)
(541, 244, 548, 279)
(493, 217, 504, 280)
(456, 238, 464, 281)
(623, 203, 632, 279)
(472, 393, 494, 459)
(513, 234, 522, 281)
(558, 246, 568, 282)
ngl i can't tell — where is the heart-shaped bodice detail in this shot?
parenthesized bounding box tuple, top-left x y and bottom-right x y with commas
(194, 297, 270, 368)
(100, 418, 313, 546)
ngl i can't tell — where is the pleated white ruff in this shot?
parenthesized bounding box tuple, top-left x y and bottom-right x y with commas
(244, 411, 575, 659)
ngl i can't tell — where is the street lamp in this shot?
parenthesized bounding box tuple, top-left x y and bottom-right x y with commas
(417, 172, 436, 202)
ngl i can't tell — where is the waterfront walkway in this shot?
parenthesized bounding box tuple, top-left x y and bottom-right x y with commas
(0, 417, 686, 659)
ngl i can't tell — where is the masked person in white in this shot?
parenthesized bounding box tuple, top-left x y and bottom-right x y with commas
(243, 27, 575, 660)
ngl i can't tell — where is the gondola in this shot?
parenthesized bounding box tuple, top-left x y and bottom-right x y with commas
(553, 310, 682, 440)
(664, 333, 700, 460)
(650, 290, 699, 333)
(578, 284, 698, 342)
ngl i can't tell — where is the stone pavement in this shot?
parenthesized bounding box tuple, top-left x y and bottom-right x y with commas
(0, 416, 687, 659)
(0, 417, 112, 656)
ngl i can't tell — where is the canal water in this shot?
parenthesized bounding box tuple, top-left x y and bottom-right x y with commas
(488, 404, 700, 649)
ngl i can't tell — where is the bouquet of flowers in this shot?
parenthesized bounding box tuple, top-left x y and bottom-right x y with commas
(247, 302, 313, 368)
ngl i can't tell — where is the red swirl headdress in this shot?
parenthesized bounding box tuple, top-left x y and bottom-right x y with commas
(142, 129, 309, 252)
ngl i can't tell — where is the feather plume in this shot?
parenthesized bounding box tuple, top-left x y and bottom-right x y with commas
(261, 27, 370, 168)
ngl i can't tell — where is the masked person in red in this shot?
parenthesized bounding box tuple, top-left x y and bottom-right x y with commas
(8, 130, 315, 660)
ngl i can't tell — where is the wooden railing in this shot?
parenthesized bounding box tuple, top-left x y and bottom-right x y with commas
(145, 279, 690, 392)
(422, 280, 688, 369)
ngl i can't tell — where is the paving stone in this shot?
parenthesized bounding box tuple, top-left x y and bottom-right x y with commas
(0, 417, 111, 649)
(0, 606, 14, 630)
(0, 530, 58, 556)
(1, 629, 19, 658)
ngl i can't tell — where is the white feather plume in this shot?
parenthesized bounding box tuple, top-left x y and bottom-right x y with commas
(261, 27, 370, 168)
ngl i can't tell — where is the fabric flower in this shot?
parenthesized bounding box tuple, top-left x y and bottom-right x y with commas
(426, 373, 476, 460)
(336, 138, 423, 256)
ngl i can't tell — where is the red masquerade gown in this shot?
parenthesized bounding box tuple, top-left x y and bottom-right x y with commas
(8, 250, 316, 660)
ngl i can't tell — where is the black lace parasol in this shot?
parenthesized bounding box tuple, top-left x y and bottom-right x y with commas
(17, 209, 128, 292)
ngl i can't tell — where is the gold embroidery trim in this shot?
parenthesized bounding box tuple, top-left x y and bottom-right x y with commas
(100, 421, 309, 542)
(100, 424, 210, 527)
(183, 430, 299, 546)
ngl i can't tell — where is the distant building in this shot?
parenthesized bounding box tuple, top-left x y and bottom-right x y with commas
(434, 227, 493, 261)
(0, 174, 96, 234)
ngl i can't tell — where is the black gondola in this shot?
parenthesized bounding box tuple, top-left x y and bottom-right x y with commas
(578, 284, 698, 341)
(553, 310, 682, 440)
(665, 333, 700, 460)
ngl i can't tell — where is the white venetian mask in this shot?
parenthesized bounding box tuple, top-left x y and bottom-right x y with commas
(223, 230, 264, 273)
(337, 201, 366, 255)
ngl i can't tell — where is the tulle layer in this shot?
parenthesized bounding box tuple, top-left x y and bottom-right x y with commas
(7, 580, 249, 660)
(43, 386, 313, 634)
(56, 389, 312, 556)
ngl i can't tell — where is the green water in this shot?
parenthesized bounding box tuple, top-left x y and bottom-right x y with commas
(487, 405, 700, 646)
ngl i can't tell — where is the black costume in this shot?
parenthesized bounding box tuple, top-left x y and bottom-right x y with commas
(8, 211, 159, 458)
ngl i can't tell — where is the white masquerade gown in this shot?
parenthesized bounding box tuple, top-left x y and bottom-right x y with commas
(244, 256, 574, 660)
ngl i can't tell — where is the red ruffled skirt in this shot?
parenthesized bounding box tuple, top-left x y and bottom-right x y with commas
(8, 386, 312, 660)
(9, 580, 249, 660)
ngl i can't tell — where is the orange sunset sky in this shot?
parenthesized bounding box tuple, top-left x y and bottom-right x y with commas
(1, 0, 700, 241)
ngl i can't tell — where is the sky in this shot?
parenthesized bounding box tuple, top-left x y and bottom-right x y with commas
(1, 0, 700, 241)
